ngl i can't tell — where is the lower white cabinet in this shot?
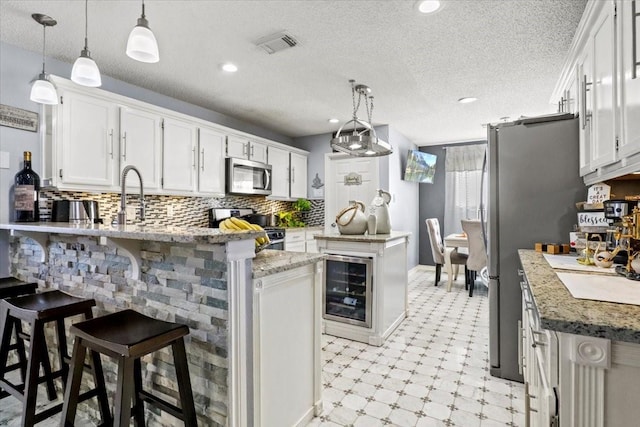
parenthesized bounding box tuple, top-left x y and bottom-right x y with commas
(285, 229, 306, 252)
(519, 267, 640, 427)
(252, 261, 322, 427)
(305, 228, 322, 253)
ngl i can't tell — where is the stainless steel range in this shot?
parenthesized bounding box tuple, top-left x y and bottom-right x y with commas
(208, 208, 285, 250)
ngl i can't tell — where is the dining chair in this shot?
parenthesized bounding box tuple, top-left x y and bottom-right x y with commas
(461, 219, 487, 297)
(425, 218, 468, 286)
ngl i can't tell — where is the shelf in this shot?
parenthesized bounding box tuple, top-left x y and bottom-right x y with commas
(326, 289, 366, 297)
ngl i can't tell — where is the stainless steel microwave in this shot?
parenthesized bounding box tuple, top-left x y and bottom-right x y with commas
(225, 157, 272, 196)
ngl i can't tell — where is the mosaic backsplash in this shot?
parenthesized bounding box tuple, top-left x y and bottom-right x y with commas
(39, 190, 325, 228)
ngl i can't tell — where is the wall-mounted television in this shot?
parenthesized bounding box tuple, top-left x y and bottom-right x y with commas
(404, 150, 437, 183)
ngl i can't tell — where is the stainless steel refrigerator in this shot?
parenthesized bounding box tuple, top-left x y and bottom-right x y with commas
(483, 113, 586, 382)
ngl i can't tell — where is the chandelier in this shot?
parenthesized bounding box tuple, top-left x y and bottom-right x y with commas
(330, 80, 393, 157)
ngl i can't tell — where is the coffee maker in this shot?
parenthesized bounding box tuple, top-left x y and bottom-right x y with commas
(604, 200, 639, 268)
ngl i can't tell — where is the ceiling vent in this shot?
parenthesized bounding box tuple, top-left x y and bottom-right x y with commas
(255, 31, 298, 54)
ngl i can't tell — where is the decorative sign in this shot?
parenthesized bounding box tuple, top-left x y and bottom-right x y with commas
(587, 183, 611, 205)
(0, 104, 38, 132)
(577, 211, 610, 228)
(344, 172, 362, 186)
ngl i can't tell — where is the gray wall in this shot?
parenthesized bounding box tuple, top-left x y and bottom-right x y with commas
(0, 42, 293, 277)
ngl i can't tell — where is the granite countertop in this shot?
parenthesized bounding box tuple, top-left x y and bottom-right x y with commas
(314, 230, 411, 243)
(252, 249, 325, 279)
(0, 222, 262, 244)
(519, 249, 640, 343)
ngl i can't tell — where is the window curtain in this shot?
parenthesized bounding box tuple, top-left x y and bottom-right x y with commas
(443, 144, 488, 237)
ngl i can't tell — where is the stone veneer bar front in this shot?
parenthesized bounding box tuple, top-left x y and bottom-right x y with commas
(0, 222, 264, 427)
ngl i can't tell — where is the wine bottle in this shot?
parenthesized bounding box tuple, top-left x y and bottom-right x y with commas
(14, 151, 40, 222)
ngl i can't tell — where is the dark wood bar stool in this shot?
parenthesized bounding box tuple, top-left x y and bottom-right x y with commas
(0, 278, 39, 401)
(61, 309, 197, 427)
(0, 290, 111, 426)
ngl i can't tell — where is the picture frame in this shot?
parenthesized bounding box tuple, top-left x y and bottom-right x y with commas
(0, 104, 39, 132)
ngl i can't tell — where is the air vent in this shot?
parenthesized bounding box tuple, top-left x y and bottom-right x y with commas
(255, 31, 298, 54)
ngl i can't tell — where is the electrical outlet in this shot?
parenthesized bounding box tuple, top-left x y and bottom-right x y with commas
(126, 205, 137, 219)
(167, 205, 174, 218)
(0, 151, 9, 169)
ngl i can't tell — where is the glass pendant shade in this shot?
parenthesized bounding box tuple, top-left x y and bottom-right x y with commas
(127, 22, 159, 63)
(71, 51, 101, 87)
(30, 75, 58, 105)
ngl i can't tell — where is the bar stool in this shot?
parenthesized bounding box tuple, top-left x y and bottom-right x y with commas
(61, 309, 197, 427)
(0, 278, 39, 400)
(0, 290, 111, 426)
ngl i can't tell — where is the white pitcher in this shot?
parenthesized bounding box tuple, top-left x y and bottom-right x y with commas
(370, 189, 392, 234)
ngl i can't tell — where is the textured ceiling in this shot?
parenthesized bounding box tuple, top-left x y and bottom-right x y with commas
(0, 0, 587, 145)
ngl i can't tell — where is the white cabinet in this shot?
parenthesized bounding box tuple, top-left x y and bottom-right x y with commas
(617, 0, 640, 158)
(57, 91, 119, 189)
(252, 261, 322, 427)
(285, 229, 306, 252)
(119, 106, 162, 191)
(268, 145, 290, 199)
(290, 152, 308, 199)
(590, 1, 617, 169)
(197, 127, 226, 196)
(162, 118, 197, 193)
(226, 135, 268, 163)
(305, 228, 322, 253)
(577, 44, 595, 176)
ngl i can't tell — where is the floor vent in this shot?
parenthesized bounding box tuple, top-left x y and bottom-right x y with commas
(255, 31, 298, 54)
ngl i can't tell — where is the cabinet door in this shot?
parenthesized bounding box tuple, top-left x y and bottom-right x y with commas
(591, 2, 617, 169)
(268, 146, 290, 199)
(198, 127, 226, 195)
(60, 92, 118, 188)
(577, 42, 595, 176)
(617, 0, 640, 157)
(162, 118, 197, 193)
(227, 135, 248, 158)
(290, 152, 307, 199)
(249, 140, 268, 163)
(120, 107, 162, 190)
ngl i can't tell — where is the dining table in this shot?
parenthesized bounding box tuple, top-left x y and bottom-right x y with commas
(443, 232, 468, 291)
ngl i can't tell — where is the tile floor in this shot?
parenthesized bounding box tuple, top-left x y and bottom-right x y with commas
(307, 266, 525, 427)
(0, 266, 524, 427)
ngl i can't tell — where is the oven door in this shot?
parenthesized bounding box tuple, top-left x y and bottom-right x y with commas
(226, 157, 272, 195)
(266, 239, 284, 250)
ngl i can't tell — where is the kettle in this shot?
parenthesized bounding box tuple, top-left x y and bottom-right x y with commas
(336, 201, 368, 235)
(370, 189, 392, 234)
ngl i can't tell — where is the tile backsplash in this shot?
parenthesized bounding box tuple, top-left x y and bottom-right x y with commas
(39, 190, 325, 227)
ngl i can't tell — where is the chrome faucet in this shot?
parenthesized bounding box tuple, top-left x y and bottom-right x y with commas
(118, 165, 145, 225)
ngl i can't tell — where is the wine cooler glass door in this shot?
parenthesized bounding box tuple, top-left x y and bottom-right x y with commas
(323, 254, 373, 328)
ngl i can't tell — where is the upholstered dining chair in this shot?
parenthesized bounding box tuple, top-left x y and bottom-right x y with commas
(425, 218, 468, 287)
(461, 219, 488, 297)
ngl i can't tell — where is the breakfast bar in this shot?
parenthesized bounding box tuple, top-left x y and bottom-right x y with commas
(0, 222, 324, 427)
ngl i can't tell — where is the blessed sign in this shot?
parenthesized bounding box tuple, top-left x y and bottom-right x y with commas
(577, 211, 609, 227)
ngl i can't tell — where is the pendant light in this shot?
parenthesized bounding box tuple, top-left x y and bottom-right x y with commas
(71, 0, 101, 87)
(330, 80, 393, 157)
(126, 0, 159, 63)
(30, 14, 58, 105)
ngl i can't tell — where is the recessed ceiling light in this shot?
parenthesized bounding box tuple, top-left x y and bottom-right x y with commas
(221, 63, 238, 73)
(416, 0, 442, 14)
(458, 97, 478, 104)
(328, 118, 340, 124)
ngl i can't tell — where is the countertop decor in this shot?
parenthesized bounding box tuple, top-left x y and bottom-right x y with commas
(519, 249, 640, 343)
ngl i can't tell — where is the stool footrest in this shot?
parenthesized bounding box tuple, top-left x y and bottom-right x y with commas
(0, 368, 64, 398)
(139, 389, 184, 420)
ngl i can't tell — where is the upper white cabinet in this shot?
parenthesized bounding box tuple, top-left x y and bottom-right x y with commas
(43, 76, 307, 196)
(290, 152, 308, 199)
(226, 135, 268, 163)
(590, 1, 617, 169)
(119, 106, 162, 191)
(162, 118, 197, 193)
(197, 127, 226, 196)
(555, 0, 640, 183)
(617, 0, 640, 158)
(56, 91, 119, 189)
(268, 145, 290, 199)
